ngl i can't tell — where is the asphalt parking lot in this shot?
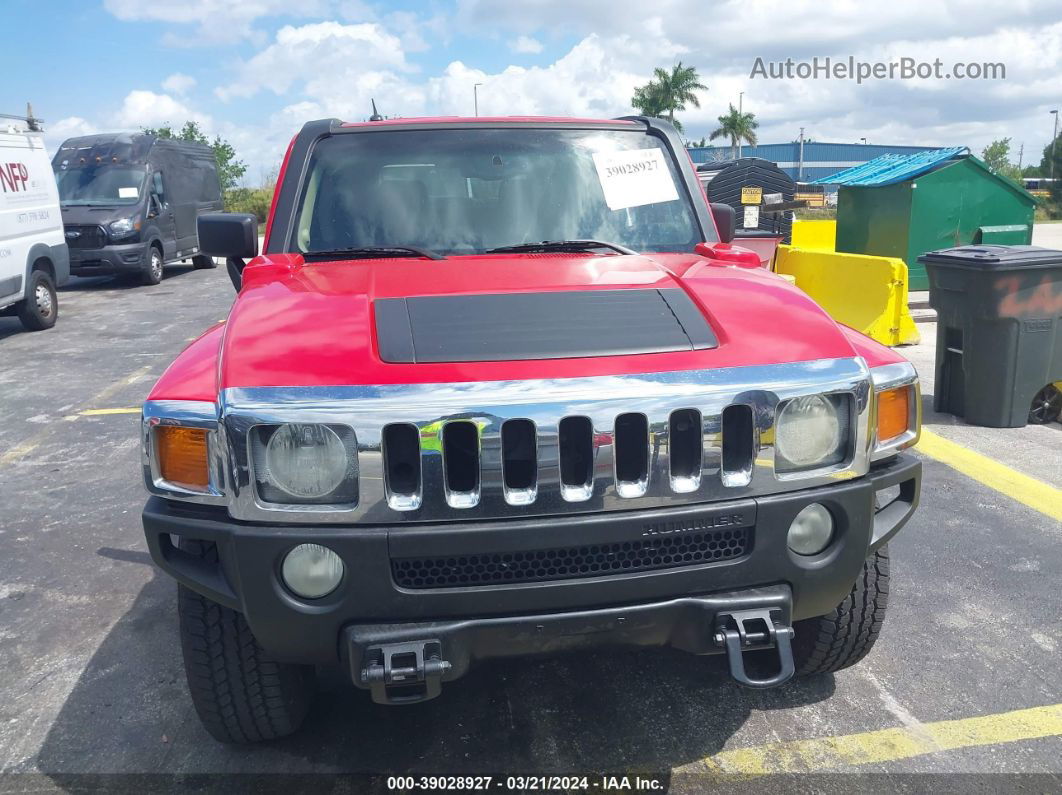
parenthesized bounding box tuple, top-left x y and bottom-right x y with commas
(0, 261, 1060, 792)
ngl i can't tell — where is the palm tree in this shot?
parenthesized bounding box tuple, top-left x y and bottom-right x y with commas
(630, 62, 707, 133)
(710, 104, 759, 159)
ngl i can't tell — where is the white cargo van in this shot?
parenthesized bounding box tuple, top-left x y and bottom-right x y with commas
(0, 110, 69, 331)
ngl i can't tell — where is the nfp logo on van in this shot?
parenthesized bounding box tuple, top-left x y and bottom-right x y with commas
(0, 161, 30, 193)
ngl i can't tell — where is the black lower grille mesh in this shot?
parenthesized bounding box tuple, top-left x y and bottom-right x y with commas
(392, 526, 752, 589)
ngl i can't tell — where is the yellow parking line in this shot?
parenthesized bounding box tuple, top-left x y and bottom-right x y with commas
(0, 441, 40, 467)
(1, 366, 152, 468)
(699, 703, 1062, 774)
(79, 407, 141, 416)
(916, 429, 1062, 522)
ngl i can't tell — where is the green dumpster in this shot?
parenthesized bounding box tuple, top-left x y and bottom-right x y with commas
(919, 245, 1062, 428)
(814, 149, 1038, 291)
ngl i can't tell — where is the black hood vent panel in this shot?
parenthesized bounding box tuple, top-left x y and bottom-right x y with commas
(375, 288, 717, 364)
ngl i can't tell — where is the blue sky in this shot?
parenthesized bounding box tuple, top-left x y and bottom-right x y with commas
(6, 0, 1061, 183)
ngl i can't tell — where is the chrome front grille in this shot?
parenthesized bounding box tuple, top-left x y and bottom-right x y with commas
(218, 357, 873, 524)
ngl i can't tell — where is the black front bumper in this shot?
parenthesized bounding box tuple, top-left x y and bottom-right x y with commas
(143, 454, 919, 680)
(69, 242, 146, 275)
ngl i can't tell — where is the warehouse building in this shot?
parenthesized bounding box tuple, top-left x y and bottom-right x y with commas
(686, 141, 942, 183)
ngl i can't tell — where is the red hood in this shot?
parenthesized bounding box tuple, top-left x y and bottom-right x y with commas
(215, 251, 856, 390)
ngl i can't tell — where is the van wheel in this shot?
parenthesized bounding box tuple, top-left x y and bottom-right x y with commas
(791, 547, 890, 675)
(141, 246, 164, 286)
(178, 539, 315, 743)
(192, 254, 217, 269)
(17, 270, 58, 331)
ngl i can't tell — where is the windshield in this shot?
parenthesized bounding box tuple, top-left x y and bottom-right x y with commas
(292, 128, 707, 256)
(53, 166, 146, 206)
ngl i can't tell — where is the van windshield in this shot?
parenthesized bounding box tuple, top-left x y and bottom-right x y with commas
(54, 166, 146, 206)
(291, 128, 707, 256)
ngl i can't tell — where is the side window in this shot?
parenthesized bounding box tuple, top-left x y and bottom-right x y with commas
(152, 172, 165, 204)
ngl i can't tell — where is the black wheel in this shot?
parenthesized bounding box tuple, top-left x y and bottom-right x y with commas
(791, 547, 890, 675)
(178, 539, 315, 743)
(141, 245, 164, 285)
(17, 269, 58, 331)
(192, 254, 217, 269)
(1029, 384, 1062, 425)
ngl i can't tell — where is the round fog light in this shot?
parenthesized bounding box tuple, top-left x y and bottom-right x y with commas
(282, 544, 344, 599)
(787, 503, 834, 556)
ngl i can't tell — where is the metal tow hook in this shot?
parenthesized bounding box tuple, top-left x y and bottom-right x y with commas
(714, 608, 796, 689)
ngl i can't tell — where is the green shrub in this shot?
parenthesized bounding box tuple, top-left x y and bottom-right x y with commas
(224, 187, 274, 222)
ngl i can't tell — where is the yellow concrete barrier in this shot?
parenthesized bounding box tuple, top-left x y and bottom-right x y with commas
(791, 219, 837, 250)
(775, 245, 920, 347)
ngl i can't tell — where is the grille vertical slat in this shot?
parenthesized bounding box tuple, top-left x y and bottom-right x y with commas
(442, 421, 481, 508)
(558, 416, 594, 501)
(721, 404, 755, 487)
(382, 423, 422, 510)
(668, 409, 703, 493)
(614, 412, 650, 497)
(501, 419, 537, 505)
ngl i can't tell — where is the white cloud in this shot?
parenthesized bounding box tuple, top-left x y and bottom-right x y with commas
(103, 0, 334, 45)
(110, 90, 212, 129)
(44, 117, 98, 153)
(162, 73, 197, 96)
(78, 1, 1062, 181)
(215, 22, 412, 102)
(510, 35, 543, 54)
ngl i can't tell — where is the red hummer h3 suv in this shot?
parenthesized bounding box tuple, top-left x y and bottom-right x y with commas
(141, 116, 921, 743)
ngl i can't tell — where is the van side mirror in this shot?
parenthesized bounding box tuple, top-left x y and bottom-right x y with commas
(198, 213, 259, 292)
(709, 203, 736, 244)
(148, 194, 162, 218)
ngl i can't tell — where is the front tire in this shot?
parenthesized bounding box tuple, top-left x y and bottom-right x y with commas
(192, 254, 217, 269)
(791, 547, 890, 675)
(177, 539, 315, 743)
(17, 269, 58, 331)
(141, 245, 164, 286)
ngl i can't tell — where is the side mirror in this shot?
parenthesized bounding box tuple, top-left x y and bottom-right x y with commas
(198, 213, 259, 292)
(709, 202, 736, 244)
(148, 194, 162, 218)
(198, 213, 258, 259)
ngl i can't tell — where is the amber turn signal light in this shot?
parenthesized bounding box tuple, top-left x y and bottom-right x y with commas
(156, 426, 210, 490)
(876, 387, 910, 443)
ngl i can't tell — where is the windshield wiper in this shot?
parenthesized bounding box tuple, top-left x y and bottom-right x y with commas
(485, 239, 637, 256)
(303, 245, 446, 261)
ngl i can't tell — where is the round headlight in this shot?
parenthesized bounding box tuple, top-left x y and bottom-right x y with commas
(788, 503, 834, 556)
(264, 423, 348, 499)
(282, 543, 344, 599)
(776, 395, 841, 469)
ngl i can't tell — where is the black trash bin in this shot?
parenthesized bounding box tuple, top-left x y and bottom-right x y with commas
(918, 245, 1062, 428)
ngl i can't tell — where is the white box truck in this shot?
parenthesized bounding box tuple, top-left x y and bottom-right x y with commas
(0, 109, 69, 331)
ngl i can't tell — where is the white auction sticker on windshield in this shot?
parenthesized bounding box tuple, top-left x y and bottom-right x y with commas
(592, 148, 679, 211)
(118, 187, 138, 198)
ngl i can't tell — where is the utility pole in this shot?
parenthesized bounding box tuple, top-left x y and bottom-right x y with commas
(738, 92, 744, 158)
(1018, 142, 1024, 171)
(474, 83, 483, 117)
(1051, 110, 1059, 180)
(798, 127, 805, 182)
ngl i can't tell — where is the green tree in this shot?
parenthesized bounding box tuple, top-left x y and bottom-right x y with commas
(710, 104, 759, 159)
(142, 120, 248, 191)
(1039, 133, 1062, 205)
(981, 138, 1022, 182)
(630, 62, 707, 133)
